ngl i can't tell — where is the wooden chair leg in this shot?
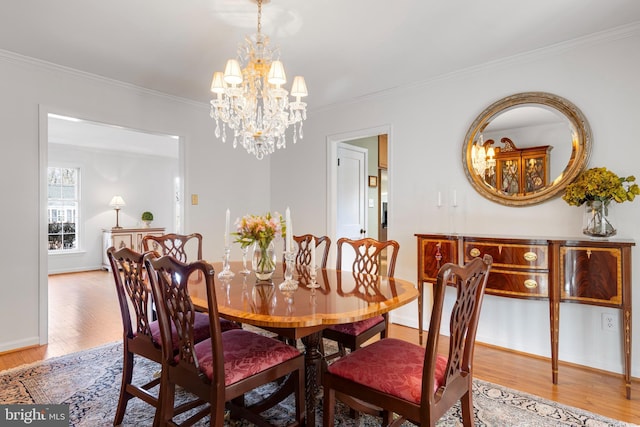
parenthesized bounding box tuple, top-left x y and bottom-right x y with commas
(155, 379, 175, 427)
(461, 389, 474, 427)
(323, 382, 336, 427)
(114, 350, 134, 426)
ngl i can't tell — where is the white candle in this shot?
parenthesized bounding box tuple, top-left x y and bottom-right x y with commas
(224, 208, 230, 248)
(285, 207, 292, 252)
(310, 237, 316, 269)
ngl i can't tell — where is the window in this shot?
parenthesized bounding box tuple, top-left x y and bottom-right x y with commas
(48, 167, 79, 251)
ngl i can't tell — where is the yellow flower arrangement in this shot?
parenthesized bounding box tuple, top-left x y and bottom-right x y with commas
(562, 167, 639, 206)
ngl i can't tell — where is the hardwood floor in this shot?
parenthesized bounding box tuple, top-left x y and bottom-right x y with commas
(0, 270, 637, 423)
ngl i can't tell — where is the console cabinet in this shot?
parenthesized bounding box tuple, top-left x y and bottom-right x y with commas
(416, 233, 634, 398)
(102, 227, 165, 270)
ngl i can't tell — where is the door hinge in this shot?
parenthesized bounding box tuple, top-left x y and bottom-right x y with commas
(338, 158, 340, 166)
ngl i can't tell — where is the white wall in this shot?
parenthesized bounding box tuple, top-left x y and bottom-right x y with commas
(0, 51, 270, 352)
(2, 26, 639, 380)
(271, 27, 640, 377)
(47, 143, 178, 273)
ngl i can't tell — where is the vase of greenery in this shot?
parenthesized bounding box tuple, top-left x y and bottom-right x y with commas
(562, 167, 639, 238)
(141, 211, 154, 228)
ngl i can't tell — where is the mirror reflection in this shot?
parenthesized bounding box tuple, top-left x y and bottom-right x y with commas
(463, 92, 592, 206)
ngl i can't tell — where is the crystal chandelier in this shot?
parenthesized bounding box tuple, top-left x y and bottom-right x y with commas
(471, 134, 496, 177)
(209, 0, 308, 160)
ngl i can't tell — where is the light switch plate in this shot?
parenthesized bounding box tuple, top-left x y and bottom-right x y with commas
(191, 194, 199, 205)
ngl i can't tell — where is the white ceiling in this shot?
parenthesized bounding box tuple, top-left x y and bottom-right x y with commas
(4, 1, 640, 151)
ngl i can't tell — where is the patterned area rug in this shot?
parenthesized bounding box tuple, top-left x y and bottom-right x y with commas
(0, 341, 634, 427)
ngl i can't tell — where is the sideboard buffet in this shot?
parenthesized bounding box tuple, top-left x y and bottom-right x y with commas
(102, 227, 165, 271)
(415, 233, 634, 398)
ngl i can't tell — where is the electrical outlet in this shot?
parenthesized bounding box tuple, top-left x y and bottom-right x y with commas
(601, 312, 618, 331)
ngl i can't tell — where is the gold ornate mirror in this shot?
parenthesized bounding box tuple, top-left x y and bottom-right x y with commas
(463, 92, 592, 206)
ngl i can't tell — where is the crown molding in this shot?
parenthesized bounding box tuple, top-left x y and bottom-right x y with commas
(313, 21, 640, 113)
(0, 49, 207, 109)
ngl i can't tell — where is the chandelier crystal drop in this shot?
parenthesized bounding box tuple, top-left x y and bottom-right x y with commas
(210, 0, 308, 160)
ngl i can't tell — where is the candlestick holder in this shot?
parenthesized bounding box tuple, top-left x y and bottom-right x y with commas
(218, 246, 235, 279)
(279, 250, 299, 292)
(239, 245, 251, 276)
(306, 264, 320, 289)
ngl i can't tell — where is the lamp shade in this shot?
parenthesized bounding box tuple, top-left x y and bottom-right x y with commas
(290, 76, 308, 97)
(223, 59, 243, 85)
(109, 195, 126, 208)
(267, 60, 287, 86)
(210, 71, 226, 94)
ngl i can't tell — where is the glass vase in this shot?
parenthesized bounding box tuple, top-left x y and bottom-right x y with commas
(252, 240, 277, 281)
(583, 200, 616, 238)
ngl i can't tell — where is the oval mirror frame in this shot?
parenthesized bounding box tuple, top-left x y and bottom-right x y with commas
(462, 92, 592, 206)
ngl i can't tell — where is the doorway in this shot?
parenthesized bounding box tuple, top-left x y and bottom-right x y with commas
(39, 107, 184, 344)
(326, 125, 391, 266)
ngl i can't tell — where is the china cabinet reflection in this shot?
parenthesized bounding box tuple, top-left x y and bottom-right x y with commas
(492, 138, 552, 194)
(416, 233, 634, 399)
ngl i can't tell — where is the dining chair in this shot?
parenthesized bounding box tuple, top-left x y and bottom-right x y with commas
(107, 246, 212, 426)
(143, 232, 240, 332)
(145, 255, 306, 427)
(322, 254, 493, 427)
(142, 232, 203, 263)
(322, 237, 399, 361)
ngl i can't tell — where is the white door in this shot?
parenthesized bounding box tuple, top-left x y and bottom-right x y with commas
(337, 142, 368, 242)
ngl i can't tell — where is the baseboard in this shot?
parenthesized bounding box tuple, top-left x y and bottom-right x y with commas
(0, 337, 40, 354)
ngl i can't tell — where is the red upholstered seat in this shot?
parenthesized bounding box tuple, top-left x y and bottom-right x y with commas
(327, 315, 384, 336)
(327, 338, 448, 403)
(194, 329, 302, 386)
(323, 255, 493, 427)
(148, 312, 221, 349)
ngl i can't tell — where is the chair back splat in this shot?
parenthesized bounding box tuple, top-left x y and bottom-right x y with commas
(293, 234, 331, 268)
(146, 255, 305, 427)
(323, 254, 493, 427)
(143, 232, 203, 263)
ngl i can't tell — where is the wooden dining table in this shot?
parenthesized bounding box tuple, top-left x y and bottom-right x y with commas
(188, 261, 419, 426)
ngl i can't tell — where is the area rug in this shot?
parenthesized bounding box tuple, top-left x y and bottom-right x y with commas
(0, 342, 634, 427)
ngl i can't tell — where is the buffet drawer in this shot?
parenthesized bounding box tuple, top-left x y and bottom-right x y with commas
(485, 270, 549, 298)
(463, 240, 548, 270)
(417, 237, 458, 282)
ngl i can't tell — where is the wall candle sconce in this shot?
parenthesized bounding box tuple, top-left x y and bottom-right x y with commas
(109, 195, 126, 229)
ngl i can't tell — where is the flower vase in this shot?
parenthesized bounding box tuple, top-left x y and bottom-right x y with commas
(583, 200, 616, 238)
(252, 240, 277, 280)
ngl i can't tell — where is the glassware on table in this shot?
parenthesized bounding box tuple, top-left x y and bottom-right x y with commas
(239, 245, 251, 275)
(279, 250, 299, 292)
(218, 246, 235, 279)
(306, 264, 320, 288)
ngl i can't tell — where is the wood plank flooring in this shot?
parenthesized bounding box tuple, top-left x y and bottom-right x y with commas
(0, 270, 637, 423)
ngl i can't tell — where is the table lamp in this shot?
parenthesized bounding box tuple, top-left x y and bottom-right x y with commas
(109, 195, 126, 229)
